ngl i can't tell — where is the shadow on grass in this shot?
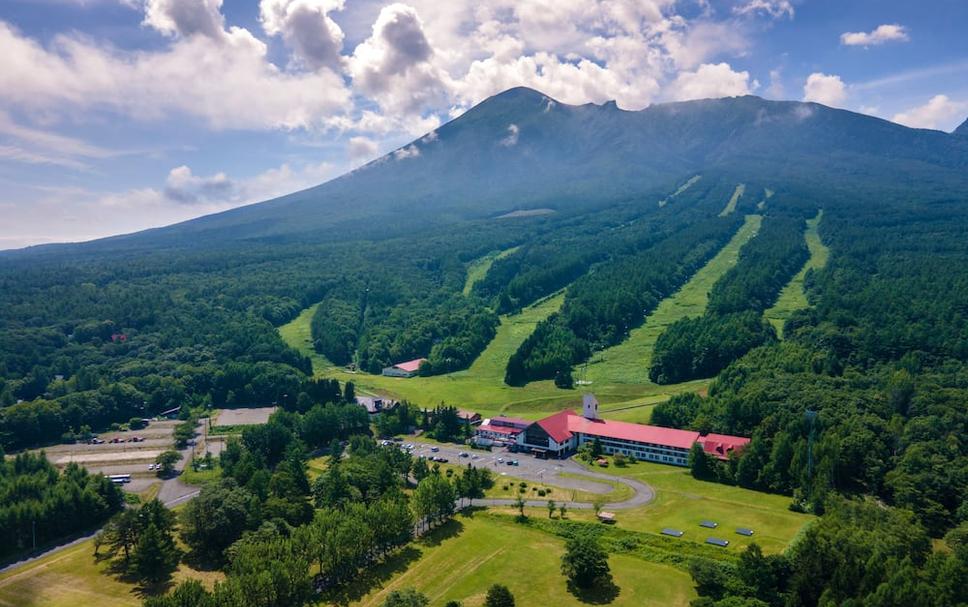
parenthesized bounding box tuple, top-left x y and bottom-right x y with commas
(103, 555, 177, 598)
(323, 519, 466, 606)
(567, 578, 621, 605)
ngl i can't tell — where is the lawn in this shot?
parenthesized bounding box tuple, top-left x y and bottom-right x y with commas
(579, 214, 762, 386)
(764, 211, 829, 337)
(278, 301, 335, 372)
(718, 184, 745, 217)
(0, 535, 222, 607)
(462, 247, 519, 296)
(566, 458, 813, 554)
(341, 512, 696, 607)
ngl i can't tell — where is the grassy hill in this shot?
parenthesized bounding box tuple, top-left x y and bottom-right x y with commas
(764, 211, 829, 336)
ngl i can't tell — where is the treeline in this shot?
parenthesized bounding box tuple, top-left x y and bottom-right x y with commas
(690, 498, 967, 607)
(652, 193, 968, 538)
(650, 214, 808, 383)
(0, 452, 124, 561)
(506, 215, 742, 385)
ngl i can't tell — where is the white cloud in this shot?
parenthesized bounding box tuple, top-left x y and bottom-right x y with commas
(841, 24, 908, 47)
(500, 123, 519, 146)
(0, 111, 123, 169)
(668, 62, 753, 101)
(802, 72, 847, 107)
(347, 135, 378, 161)
(393, 144, 420, 160)
(0, 19, 350, 130)
(260, 0, 345, 70)
(143, 0, 226, 39)
(892, 95, 968, 130)
(733, 0, 794, 19)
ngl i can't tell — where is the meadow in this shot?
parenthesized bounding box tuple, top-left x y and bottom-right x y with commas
(764, 211, 829, 336)
(342, 512, 697, 607)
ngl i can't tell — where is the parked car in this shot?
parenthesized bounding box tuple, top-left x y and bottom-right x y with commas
(459, 452, 468, 458)
(511, 460, 519, 466)
(430, 446, 440, 452)
(498, 457, 505, 463)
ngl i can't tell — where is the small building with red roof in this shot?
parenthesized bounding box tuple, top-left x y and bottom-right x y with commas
(474, 415, 531, 446)
(381, 358, 427, 378)
(512, 394, 749, 466)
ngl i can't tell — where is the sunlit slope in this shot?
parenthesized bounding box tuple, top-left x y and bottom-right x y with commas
(764, 211, 830, 336)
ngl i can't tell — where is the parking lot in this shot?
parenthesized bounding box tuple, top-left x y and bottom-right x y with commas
(408, 440, 617, 496)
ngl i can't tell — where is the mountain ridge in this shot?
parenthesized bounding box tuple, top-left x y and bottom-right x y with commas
(5, 88, 968, 256)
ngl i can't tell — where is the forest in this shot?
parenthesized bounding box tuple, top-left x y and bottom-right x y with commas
(649, 213, 809, 383)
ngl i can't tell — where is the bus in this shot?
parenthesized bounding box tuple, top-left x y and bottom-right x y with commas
(106, 474, 131, 484)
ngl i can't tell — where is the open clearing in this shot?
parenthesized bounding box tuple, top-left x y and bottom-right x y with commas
(718, 184, 745, 216)
(343, 512, 696, 607)
(764, 211, 829, 337)
(213, 406, 277, 427)
(462, 246, 520, 295)
(579, 214, 762, 387)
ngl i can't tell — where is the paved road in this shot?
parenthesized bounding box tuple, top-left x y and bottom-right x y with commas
(409, 440, 655, 510)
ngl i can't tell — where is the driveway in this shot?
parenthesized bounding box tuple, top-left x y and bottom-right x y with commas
(409, 440, 654, 510)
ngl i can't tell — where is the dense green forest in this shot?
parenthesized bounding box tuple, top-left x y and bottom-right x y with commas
(0, 451, 124, 561)
(649, 213, 809, 383)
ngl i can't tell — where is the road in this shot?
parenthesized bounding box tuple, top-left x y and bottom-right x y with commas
(408, 440, 655, 510)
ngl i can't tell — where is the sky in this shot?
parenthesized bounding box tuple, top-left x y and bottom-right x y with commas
(1, 0, 966, 250)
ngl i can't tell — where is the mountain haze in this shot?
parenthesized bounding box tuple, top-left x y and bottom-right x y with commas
(9, 88, 968, 253)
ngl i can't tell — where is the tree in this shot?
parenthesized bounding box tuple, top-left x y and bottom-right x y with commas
(106, 508, 141, 562)
(593, 497, 605, 517)
(561, 534, 612, 589)
(485, 584, 515, 607)
(143, 579, 214, 607)
(554, 368, 574, 389)
(156, 449, 182, 477)
(590, 438, 603, 458)
(179, 479, 255, 565)
(560, 503, 568, 519)
(689, 442, 716, 481)
(132, 523, 180, 584)
(513, 494, 526, 519)
(547, 499, 557, 518)
(382, 588, 429, 607)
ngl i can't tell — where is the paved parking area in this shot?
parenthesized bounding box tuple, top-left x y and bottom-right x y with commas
(214, 406, 277, 426)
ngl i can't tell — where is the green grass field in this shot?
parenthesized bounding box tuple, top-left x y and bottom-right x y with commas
(462, 247, 520, 296)
(579, 214, 762, 388)
(764, 212, 829, 337)
(0, 535, 222, 607)
(343, 512, 697, 607)
(562, 458, 812, 554)
(718, 184, 745, 217)
(279, 217, 765, 420)
(278, 301, 335, 371)
(658, 175, 701, 207)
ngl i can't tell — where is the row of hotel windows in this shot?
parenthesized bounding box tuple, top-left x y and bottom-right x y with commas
(578, 435, 689, 465)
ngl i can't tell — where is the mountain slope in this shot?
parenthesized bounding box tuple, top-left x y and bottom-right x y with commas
(9, 88, 968, 254)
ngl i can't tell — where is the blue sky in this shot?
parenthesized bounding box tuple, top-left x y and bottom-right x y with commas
(1, 0, 966, 249)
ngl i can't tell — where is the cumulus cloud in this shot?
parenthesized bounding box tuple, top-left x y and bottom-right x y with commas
(0, 19, 350, 130)
(668, 63, 753, 101)
(500, 124, 519, 146)
(348, 3, 449, 115)
(892, 95, 967, 130)
(347, 135, 378, 161)
(143, 0, 226, 39)
(163, 165, 235, 204)
(802, 72, 847, 107)
(841, 24, 908, 47)
(393, 144, 420, 160)
(260, 0, 345, 70)
(733, 0, 794, 19)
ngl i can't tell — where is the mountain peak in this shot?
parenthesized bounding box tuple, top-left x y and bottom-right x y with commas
(954, 117, 968, 136)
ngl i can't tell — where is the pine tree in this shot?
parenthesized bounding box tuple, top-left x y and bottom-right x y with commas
(132, 523, 180, 584)
(485, 584, 515, 607)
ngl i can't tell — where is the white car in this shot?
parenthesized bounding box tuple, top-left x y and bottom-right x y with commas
(148, 463, 156, 471)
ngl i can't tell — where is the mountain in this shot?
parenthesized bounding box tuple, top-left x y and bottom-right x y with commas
(9, 88, 968, 254)
(955, 117, 968, 136)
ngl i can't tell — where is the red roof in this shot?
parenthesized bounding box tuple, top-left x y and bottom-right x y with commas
(394, 358, 426, 373)
(537, 410, 576, 444)
(699, 433, 751, 460)
(567, 416, 701, 450)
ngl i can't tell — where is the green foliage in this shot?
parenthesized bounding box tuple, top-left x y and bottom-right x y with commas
(0, 453, 124, 561)
(156, 449, 182, 476)
(132, 523, 180, 584)
(560, 534, 612, 589)
(382, 588, 429, 607)
(484, 584, 516, 607)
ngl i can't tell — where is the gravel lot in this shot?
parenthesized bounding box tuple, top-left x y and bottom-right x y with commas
(214, 406, 277, 426)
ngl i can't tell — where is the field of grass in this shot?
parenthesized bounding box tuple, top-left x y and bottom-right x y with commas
(342, 512, 696, 607)
(0, 535, 221, 607)
(718, 184, 745, 216)
(278, 302, 335, 373)
(563, 458, 813, 554)
(764, 211, 829, 337)
(462, 247, 520, 296)
(658, 175, 701, 207)
(280, 218, 765, 420)
(579, 214, 762, 387)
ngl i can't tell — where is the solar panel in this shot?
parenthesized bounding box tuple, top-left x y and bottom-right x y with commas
(736, 528, 754, 536)
(705, 537, 729, 547)
(661, 528, 684, 537)
(699, 520, 718, 528)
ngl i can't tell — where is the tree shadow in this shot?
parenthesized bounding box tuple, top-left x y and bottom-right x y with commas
(322, 545, 423, 606)
(566, 578, 621, 605)
(418, 519, 464, 547)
